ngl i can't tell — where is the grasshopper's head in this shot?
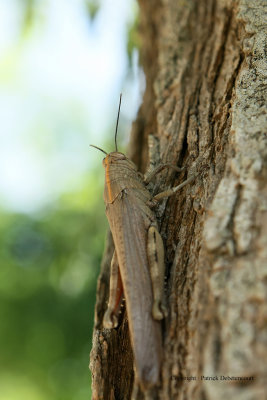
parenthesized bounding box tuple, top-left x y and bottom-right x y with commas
(90, 94, 137, 171)
(103, 151, 126, 162)
(102, 151, 126, 168)
(102, 151, 137, 171)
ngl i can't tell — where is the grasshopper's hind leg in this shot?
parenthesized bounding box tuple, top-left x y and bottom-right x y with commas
(147, 225, 168, 320)
(103, 251, 123, 329)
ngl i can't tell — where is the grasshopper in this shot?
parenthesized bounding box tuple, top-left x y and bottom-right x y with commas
(91, 94, 195, 389)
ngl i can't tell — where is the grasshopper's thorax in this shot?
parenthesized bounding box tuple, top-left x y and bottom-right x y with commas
(103, 152, 142, 204)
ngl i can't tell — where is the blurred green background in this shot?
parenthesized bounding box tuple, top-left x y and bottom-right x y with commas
(0, 0, 141, 399)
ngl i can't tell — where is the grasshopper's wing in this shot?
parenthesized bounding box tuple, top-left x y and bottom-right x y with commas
(106, 189, 162, 387)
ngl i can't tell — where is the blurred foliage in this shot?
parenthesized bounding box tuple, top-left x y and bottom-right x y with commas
(126, 7, 140, 67)
(2, 1, 140, 399)
(20, 0, 102, 32)
(20, 0, 41, 37)
(21, 0, 35, 29)
(19, 0, 140, 66)
(84, 0, 101, 21)
(0, 175, 107, 400)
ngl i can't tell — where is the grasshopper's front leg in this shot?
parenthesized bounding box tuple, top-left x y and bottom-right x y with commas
(144, 159, 196, 201)
(103, 251, 123, 329)
(147, 225, 168, 320)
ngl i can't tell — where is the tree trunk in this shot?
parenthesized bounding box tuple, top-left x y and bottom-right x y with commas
(90, 0, 267, 399)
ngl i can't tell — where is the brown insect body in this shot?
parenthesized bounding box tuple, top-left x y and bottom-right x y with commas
(92, 94, 195, 389)
(103, 152, 162, 387)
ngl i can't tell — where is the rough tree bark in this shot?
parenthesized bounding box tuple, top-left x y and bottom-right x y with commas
(90, 0, 267, 399)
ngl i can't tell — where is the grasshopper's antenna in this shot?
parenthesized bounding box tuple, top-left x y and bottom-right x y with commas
(90, 144, 108, 155)
(114, 93, 122, 152)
